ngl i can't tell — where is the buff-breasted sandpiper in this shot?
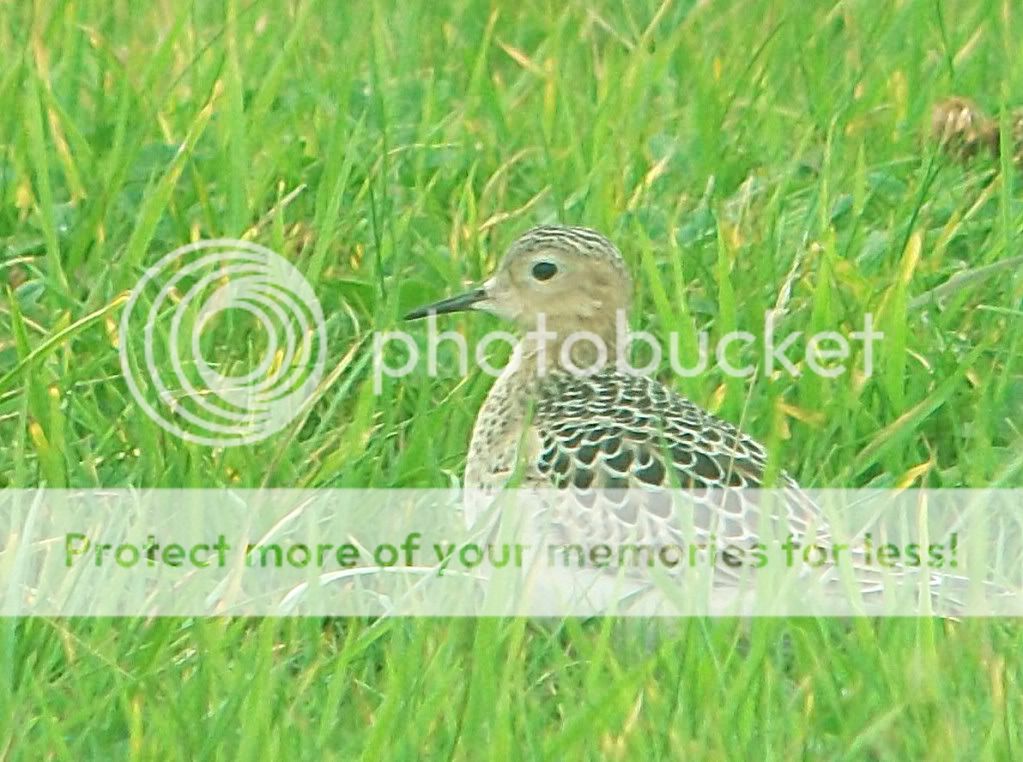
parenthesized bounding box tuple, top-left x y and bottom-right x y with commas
(404, 224, 986, 612)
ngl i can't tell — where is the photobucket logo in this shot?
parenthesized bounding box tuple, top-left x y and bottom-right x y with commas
(119, 239, 327, 446)
(373, 311, 882, 392)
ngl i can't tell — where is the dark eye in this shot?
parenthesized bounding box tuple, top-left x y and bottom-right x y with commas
(531, 261, 558, 281)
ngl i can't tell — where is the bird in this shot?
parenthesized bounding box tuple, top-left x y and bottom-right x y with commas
(403, 224, 1002, 615)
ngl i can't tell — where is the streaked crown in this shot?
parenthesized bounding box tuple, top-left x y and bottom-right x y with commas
(506, 224, 630, 282)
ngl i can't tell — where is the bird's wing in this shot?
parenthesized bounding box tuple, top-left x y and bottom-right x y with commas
(523, 370, 978, 608)
(530, 369, 828, 550)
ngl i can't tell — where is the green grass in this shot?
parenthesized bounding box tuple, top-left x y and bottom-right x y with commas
(2, 0, 1023, 757)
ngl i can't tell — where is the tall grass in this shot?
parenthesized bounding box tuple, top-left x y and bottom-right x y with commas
(1, 0, 1021, 756)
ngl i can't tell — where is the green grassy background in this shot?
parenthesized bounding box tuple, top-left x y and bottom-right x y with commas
(2, 0, 1022, 757)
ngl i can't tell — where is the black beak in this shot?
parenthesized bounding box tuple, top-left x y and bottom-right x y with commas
(403, 287, 487, 321)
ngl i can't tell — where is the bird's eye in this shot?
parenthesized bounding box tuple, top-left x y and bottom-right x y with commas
(531, 261, 558, 281)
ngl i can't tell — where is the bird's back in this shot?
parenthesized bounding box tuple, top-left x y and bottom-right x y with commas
(465, 365, 827, 546)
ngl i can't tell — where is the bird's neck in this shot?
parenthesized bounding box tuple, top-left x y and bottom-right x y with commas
(513, 316, 620, 377)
